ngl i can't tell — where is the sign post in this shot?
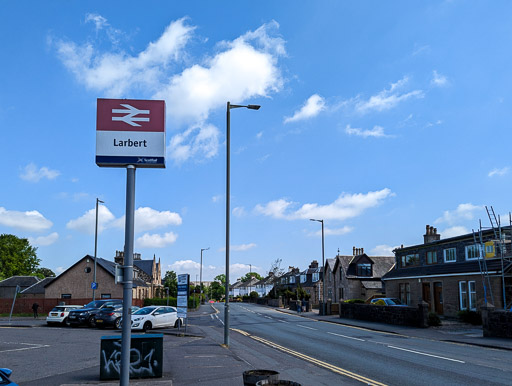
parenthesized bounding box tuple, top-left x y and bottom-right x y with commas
(96, 98, 165, 386)
(177, 274, 189, 332)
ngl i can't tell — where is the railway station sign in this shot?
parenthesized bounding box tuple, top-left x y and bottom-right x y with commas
(96, 98, 166, 168)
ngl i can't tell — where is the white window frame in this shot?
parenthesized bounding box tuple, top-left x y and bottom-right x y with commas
(468, 281, 477, 311)
(312, 273, 319, 282)
(300, 274, 306, 283)
(459, 281, 468, 310)
(444, 248, 457, 263)
(465, 244, 481, 261)
(289, 276, 295, 284)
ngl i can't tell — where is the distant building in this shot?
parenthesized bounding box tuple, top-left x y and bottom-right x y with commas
(0, 276, 40, 298)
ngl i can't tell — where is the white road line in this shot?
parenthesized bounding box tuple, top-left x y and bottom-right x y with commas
(264, 316, 273, 319)
(0, 343, 50, 353)
(387, 345, 466, 363)
(297, 324, 317, 331)
(210, 314, 214, 320)
(327, 332, 366, 342)
(278, 320, 289, 324)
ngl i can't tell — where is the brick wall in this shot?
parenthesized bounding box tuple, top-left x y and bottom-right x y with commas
(339, 302, 428, 328)
(482, 306, 512, 338)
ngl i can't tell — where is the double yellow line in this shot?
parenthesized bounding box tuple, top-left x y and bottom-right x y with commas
(231, 328, 387, 386)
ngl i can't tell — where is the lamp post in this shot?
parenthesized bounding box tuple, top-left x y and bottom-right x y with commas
(165, 287, 169, 306)
(200, 247, 209, 304)
(92, 198, 104, 301)
(225, 101, 260, 347)
(310, 218, 325, 315)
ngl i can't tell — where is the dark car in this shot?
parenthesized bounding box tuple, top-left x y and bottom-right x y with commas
(95, 305, 140, 329)
(68, 299, 123, 327)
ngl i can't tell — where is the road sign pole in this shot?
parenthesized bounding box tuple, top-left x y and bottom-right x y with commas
(120, 165, 136, 386)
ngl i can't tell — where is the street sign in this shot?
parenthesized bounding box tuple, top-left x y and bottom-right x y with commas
(91, 282, 98, 290)
(177, 274, 189, 319)
(96, 98, 166, 168)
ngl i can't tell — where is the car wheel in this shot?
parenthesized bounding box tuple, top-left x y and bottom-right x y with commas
(174, 319, 182, 328)
(88, 316, 96, 328)
(142, 321, 152, 332)
(62, 318, 70, 327)
(115, 318, 122, 330)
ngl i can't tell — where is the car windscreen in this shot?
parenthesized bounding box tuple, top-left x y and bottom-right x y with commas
(133, 307, 156, 315)
(84, 300, 106, 309)
(51, 307, 65, 312)
(388, 298, 403, 305)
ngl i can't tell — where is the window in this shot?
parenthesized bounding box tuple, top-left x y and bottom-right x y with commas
(465, 244, 481, 260)
(357, 263, 371, 276)
(399, 283, 410, 305)
(469, 281, 476, 311)
(312, 273, 319, 282)
(101, 294, 111, 299)
(300, 274, 306, 283)
(444, 248, 456, 263)
(459, 281, 468, 310)
(426, 251, 437, 265)
(485, 242, 495, 258)
(289, 276, 295, 284)
(401, 254, 419, 267)
(61, 294, 71, 299)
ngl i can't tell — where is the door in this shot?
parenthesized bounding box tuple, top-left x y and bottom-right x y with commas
(422, 283, 431, 311)
(434, 282, 443, 315)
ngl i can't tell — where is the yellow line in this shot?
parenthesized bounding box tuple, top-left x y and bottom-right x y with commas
(231, 329, 387, 386)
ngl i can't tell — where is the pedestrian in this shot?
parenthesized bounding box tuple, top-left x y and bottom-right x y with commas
(296, 300, 301, 314)
(302, 298, 306, 313)
(32, 302, 39, 319)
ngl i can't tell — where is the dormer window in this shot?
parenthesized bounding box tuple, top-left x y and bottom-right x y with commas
(312, 272, 319, 282)
(300, 274, 306, 283)
(357, 263, 371, 276)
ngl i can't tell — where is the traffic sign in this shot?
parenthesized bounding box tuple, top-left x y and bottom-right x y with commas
(91, 282, 98, 290)
(96, 98, 166, 168)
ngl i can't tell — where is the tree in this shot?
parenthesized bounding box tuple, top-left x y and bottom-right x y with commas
(34, 267, 55, 279)
(214, 274, 226, 286)
(0, 234, 40, 279)
(268, 258, 285, 277)
(240, 272, 263, 282)
(209, 281, 225, 301)
(162, 270, 177, 297)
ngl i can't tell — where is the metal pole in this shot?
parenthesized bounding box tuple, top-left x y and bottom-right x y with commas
(120, 165, 136, 386)
(224, 102, 231, 346)
(200, 247, 209, 305)
(166, 287, 169, 307)
(93, 198, 102, 301)
(321, 220, 325, 316)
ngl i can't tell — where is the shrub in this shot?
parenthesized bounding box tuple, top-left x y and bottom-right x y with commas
(371, 299, 386, 306)
(428, 312, 442, 326)
(457, 310, 482, 325)
(344, 299, 365, 304)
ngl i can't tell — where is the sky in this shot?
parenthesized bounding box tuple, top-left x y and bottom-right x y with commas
(1, 1, 512, 283)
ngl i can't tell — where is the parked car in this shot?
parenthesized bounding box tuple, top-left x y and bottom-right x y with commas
(68, 299, 123, 327)
(95, 305, 140, 329)
(46, 305, 83, 326)
(0, 368, 18, 386)
(131, 306, 183, 331)
(370, 298, 407, 306)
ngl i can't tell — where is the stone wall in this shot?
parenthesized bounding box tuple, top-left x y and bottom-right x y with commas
(481, 306, 512, 338)
(339, 302, 429, 328)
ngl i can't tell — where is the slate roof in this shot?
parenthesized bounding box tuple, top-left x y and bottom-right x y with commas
(0, 276, 40, 288)
(333, 254, 394, 279)
(382, 259, 512, 280)
(20, 277, 55, 294)
(361, 280, 383, 289)
(134, 260, 154, 277)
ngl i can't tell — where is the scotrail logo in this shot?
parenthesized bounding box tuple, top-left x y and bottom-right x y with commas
(112, 104, 150, 127)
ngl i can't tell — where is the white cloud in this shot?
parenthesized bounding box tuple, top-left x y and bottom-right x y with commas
(488, 167, 509, 178)
(355, 77, 424, 114)
(85, 13, 108, 31)
(219, 243, 257, 252)
(232, 207, 246, 217)
(310, 226, 353, 237)
(55, 267, 66, 274)
(20, 163, 60, 182)
(431, 70, 448, 87)
(212, 195, 223, 203)
(66, 205, 116, 235)
(0, 207, 53, 232)
(113, 207, 182, 233)
(55, 18, 195, 97)
(435, 203, 482, 226)
(167, 123, 220, 164)
(441, 226, 469, 239)
(136, 232, 178, 248)
(284, 94, 326, 123)
(345, 124, 388, 138)
(256, 131, 263, 140)
(370, 244, 398, 256)
(255, 188, 393, 221)
(28, 232, 59, 246)
(167, 259, 201, 272)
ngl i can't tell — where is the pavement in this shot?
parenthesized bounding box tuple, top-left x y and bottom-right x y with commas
(2, 304, 512, 385)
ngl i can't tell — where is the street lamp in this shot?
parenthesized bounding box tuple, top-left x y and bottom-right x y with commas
(310, 218, 325, 315)
(200, 247, 209, 304)
(92, 198, 105, 301)
(225, 101, 260, 347)
(165, 287, 169, 306)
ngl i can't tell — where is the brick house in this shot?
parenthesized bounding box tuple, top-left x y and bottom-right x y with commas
(382, 225, 512, 317)
(332, 248, 394, 302)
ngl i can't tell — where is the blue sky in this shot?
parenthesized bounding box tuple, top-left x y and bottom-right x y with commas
(1, 1, 511, 282)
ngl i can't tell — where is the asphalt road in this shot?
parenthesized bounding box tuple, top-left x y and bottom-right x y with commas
(210, 303, 512, 385)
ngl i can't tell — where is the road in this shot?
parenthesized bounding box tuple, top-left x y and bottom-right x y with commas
(207, 303, 512, 385)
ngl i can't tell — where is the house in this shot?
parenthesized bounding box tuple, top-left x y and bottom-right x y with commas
(19, 277, 55, 299)
(115, 250, 162, 298)
(298, 260, 322, 305)
(324, 258, 336, 302)
(0, 276, 40, 298)
(382, 225, 512, 317)
(332, 247, 394, 303)
(229, 281, 244, 298)
(253, 273, 278, 298)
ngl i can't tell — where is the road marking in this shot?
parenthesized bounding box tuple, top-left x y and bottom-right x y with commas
(278, 320, 289, 324)
(264, 316, 273, 319)
(387, 345, 466, 363)
(231, 328, 250, 336)
(327, 332, 366, 342)
(214, 314, 225, 325)
(297, 324, 317, 331)
(0, 342, 50, 353)
(234, 331, 386, 386)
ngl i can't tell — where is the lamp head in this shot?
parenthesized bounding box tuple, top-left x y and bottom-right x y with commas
(247, 105, 261, 110)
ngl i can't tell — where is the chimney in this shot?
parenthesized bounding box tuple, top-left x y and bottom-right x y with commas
(115, 250, 124, 265)
(424, 225, 441, 244)
(309, 260, 319, 269)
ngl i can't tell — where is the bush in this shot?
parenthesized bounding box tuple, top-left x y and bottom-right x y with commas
(428, 312, 442, 326)
(371, 299, 386, 306)
(344, 299, 365, 304)
(457, 310, 482, 325)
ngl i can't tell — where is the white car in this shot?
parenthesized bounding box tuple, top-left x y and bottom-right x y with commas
(46, 305, 83, 326)
(131, 306, 183, 331)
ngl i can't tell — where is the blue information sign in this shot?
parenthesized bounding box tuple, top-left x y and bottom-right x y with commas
(91, 282, 98, 290)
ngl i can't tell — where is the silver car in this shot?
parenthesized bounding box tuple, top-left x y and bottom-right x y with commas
(46, 305, 83, 326)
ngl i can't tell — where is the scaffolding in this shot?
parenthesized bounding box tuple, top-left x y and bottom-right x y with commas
(472, 206, 512, 311)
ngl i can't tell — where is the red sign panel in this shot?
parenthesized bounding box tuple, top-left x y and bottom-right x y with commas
(97, 98, 165, 132)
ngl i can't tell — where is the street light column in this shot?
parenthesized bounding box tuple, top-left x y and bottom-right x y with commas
(200, 247, 209, 305)
(310, 218, 326, 315)
(92, 198, 104, 301)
